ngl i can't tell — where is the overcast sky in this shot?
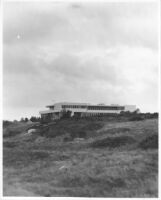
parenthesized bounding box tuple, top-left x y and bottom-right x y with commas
(3, 1, 159, 120)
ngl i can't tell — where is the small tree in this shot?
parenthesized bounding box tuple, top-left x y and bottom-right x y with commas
(3, 120, 12, 127)
(61, 110, 72, 119)
(20, 117, 25, 122)
(30, 116, 37, 122)
(24, 117, 29, 122)
(30, 116, 41, 122)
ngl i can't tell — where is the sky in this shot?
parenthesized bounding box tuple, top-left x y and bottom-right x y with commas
(3, 1, 159, 120)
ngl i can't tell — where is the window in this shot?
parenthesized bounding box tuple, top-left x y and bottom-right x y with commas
(87, 106, 125, 111)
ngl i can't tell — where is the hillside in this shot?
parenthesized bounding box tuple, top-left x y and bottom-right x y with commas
(3, 118, 158, 197)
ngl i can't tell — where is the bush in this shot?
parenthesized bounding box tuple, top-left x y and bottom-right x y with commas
(138, 134, 158, 149)
(3, 141, 17, 148)
(70, 130, 87, 139)
(78, 131, 87, 138)
(83, 123, 103, 131)
(30, 116, 41, 122)
(3, 120, 13, 128)
(63, 136, 72, 142)
(91, 136, 136, 148)
(129, 115, 144, 121)
(3, 130, 22, 138)
(70, 132, 76, 139)
(61, 110, 72, 119)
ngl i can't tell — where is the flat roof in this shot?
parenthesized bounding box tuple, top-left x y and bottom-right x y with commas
(39, 110, 60, 114)
(46, 102, 90, 107)
(45, 102, 136, 108)
(47, 103, 123, 107)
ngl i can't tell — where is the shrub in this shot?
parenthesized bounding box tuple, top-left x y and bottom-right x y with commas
(3, 130, 22, 138)
(91, 136, 135, 148)
(63, 136, 72, 142)
(84, 122, 103, 131)
(138, 134, 158, 149)
(61, 110, 72, 119)
(78, 131, 87, 138)
(3, 120, 13, 128)
(129, 115, 144, 121)
(3, 141, 17, 148)
(70, 132, 76, 139)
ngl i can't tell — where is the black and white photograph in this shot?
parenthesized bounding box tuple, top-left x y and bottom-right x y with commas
(2, 0, 159, 197)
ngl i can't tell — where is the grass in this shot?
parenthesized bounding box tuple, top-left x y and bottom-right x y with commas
(3, 118, 158, 197)
(91, 135, 136, 148)
(3, 121, 34, 137)
(138, 134, 158, 149)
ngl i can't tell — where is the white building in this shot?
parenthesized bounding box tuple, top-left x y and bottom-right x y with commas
(39, 102, 137, 121)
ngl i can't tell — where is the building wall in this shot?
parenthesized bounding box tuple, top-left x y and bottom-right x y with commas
(40, 102, 137, 120)
(124, 105, 136, 112)
(85, 110, 121, 114)
(62, 108, 88, 116)
(53, 103, 63, 111)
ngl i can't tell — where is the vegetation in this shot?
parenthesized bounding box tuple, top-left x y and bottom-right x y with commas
(138, 134, 158, 150)
(3, 114, 158, 197)
(91, 135, 136, 148)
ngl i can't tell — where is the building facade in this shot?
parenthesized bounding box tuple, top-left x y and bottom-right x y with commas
(39, 102, 137, 121)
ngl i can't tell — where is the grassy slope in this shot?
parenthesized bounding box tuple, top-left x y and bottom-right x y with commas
(3, 118, 158, 197)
